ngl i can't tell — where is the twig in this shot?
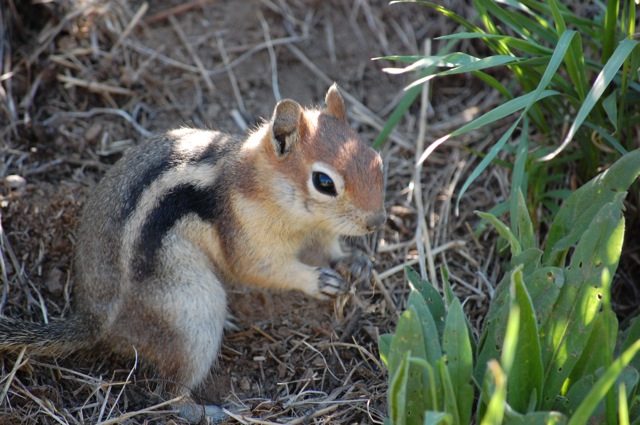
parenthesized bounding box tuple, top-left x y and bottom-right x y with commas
(216, 33, 246, 114)
(257, 11, 281, 102)
(42, 108, 153, 138)
(376, 240, 465, 281)
(144, 0, 218, 25)
(168, 14, 215, 94)
(413, 39, 437, 287)
(57, 74, 135, 96)
(96, 395, 186, 425)
(0, 216, 9, 313)
(0, 347, 26, 405)
(110, 2, 149, 54)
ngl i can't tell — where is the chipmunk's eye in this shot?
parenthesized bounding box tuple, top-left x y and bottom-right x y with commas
(312, 171, 337, 197)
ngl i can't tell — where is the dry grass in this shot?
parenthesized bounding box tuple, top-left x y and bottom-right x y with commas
(1, 0, 504, 423)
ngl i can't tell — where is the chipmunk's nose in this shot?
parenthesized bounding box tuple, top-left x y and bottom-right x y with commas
(366, 210, 387, 231)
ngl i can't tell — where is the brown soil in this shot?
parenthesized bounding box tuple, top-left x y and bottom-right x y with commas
(1, 0, 501, 423)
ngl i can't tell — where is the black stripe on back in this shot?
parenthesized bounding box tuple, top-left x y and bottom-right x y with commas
(120, 162, 172, 220)
(131, 183, 224, 280)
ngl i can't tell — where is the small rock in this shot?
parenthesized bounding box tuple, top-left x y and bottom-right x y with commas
(4, 175, 27, 190)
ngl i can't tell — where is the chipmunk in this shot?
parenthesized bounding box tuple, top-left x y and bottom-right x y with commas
(0, 84, 386, 422)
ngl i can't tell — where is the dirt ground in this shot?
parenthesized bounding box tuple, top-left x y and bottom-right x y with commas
(1, 0, 504, 423)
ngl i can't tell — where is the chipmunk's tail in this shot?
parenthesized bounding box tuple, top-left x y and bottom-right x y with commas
(0, 315, 94, 356)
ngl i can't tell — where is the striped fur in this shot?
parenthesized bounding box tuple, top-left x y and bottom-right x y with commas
(0, 85, 386, 415)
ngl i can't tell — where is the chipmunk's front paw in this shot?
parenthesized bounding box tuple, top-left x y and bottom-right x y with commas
(316, 267, 348, 298)
(332, 250, 374, 284)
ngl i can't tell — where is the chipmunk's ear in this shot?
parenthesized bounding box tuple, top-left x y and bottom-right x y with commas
(325, 83, 346, 120)
(271, 99, 303, 156)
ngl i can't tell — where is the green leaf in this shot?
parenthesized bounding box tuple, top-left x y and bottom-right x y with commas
(424, 411, 453, 425)
(540, 195, 626, 408)
(379, 333, 393, 368)
(389, 351, 411, 425)
(388, 305, 432, 421)
(543, 149, 640, 267)
(516, 189, 535, 252)
(510, 117, 530, 236)
(566, 309, 618, 399)
(541, 39, 640, 161)
(443, 299, 474, 425)
(568, 341, 640, 425)
(481, 360, 508, 425)
(477, 211, 522, 257)
(373, 79, 422, 149)
(602, 91, 618, 130)
(406, 267, 447, 339)
(548, 0, 588, 101)
(455, 31, 577, 207)
(438, 359, 460, 424)
(508, 267, 544, 413)
(504, 410, 568, 424)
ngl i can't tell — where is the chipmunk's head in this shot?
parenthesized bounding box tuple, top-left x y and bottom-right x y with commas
(263, 84, 386, 236)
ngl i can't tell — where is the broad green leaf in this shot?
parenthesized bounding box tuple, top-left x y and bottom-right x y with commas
(379, 333, 393, 367)
(520, 267, 564, 330)
(566, 309, 618, 397)
(388, 305, 431, 421)
(389, 351, 411, 425)
(541, 196, 626, 408)
(508, 267, 544, 413)
(543, 149, 640, 267)
(407, 290, 444, 364)
(406, 267, 446, 339)
(438, 359, 460, 424)
(443, 298, 474, 425)
(424, 411, 453, 425)
(476, 260, 562, 385)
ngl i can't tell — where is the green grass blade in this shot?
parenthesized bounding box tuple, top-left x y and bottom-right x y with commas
(373, 81, 422, 149)
(481, 360, 508, 425)
(548, 0, 588, 100)
(510, 116, 530, 236)
(454, 31, 576, 206)
(602, 0, 620, 62)
(476, 210, 522, 257)
(472, 70, 512, 99)
(567, 340, 640, 425)
(437, 33, 552, 55)
(540, 38, 640, 161)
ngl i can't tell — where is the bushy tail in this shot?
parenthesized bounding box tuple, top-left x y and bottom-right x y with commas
(0, 316, 94, 356)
